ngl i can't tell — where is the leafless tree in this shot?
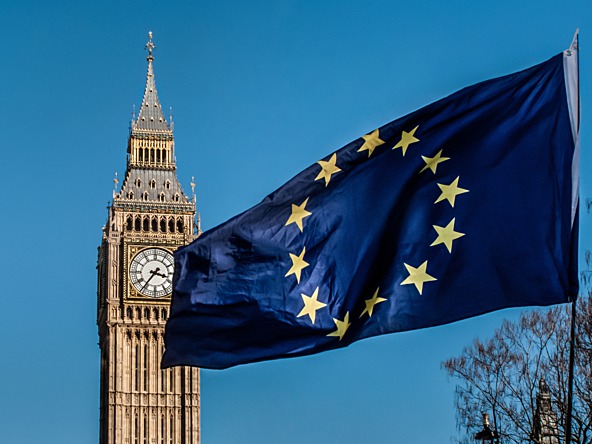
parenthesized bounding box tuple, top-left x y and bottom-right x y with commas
(443, 296, 592, 443)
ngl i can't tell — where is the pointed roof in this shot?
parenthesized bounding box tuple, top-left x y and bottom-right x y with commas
(133, 32, 171, 133)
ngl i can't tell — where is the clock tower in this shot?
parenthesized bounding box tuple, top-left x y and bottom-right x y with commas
(97, 33, 200, 444)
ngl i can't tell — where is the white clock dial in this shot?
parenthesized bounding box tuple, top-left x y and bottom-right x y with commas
(130, 248, 174, 298)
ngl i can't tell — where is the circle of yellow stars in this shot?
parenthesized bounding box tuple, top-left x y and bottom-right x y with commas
(282, 124, 469, 341)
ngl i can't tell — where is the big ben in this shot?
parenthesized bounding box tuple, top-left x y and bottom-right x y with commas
(97, 33, 200, 444)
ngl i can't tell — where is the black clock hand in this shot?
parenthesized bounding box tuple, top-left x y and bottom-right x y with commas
(141, 267, 161, 291)
(149, 267, 167, 279)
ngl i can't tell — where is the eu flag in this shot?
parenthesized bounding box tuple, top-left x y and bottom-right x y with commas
(163, 50, 579, 370)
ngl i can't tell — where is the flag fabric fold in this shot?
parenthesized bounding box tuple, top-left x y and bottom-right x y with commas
(163, 51, 578, 370)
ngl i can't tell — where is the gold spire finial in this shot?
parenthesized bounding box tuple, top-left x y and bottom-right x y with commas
(145, 31, 155, 60)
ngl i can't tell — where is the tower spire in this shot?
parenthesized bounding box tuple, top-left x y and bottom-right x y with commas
(133, 31, 169, 133)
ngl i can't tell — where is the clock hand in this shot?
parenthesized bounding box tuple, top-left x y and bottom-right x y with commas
(149, 267, 167, 279)
(141, 267, 161, 291)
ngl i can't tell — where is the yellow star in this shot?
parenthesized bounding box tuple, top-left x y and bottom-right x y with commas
(357, 129, 385, 157)
(315, 153, 341, 186)
(285, 247, 309, 283)
(286, 197, 312, 232)
(400, 260, 437, 295)
(420, 149, 450, 174)
(360, 287, 386, 318)
(431, 218, 465, 253)
(297, 287, 327, 324)
(393, 125, 419, 156)
(327, 312, 351, 341)
(435, 176, 469, 207)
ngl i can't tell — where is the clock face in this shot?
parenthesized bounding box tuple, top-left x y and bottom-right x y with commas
(130, 248, 174, 298)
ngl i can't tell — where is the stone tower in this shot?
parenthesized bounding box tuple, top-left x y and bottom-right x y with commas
(533, 378, 559, 444)
(97, 33, 200, 444)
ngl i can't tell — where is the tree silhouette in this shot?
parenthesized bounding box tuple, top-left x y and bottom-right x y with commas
(443, 275, 592, 443)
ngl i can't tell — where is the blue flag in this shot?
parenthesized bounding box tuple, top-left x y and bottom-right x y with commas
(163, 51, 579, 370)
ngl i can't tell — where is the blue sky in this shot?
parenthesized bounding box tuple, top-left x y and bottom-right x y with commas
(0, 1, 590, 443)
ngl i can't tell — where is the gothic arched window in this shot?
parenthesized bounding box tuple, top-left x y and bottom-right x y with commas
(151, 217, 158, 232)
(143, 345, 148, 392)
(143, 416, 148, 444)
(168, 219, 175, 233)
(134, 344, 140, 392)
(134, 415, 139, 444)
(176, 219, 183, 233)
